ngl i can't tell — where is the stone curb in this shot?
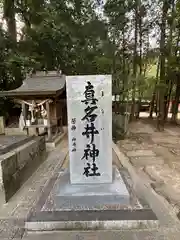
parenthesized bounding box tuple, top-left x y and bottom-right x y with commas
(112, 142, 180, 228)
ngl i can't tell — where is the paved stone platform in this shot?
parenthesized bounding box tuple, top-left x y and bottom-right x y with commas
(26, 152, 158, 232)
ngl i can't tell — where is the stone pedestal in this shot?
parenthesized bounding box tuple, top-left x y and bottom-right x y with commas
(43, 166, 130, 211)
(25, 165, 158, 232)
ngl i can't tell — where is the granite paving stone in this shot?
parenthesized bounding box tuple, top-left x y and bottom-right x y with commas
(118, 121, 180, 231)
(126, 150, 156, 158)
(130, 156, 164, 167)
(122, 143, 154, 151)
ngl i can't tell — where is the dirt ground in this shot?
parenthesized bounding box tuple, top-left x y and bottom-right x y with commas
(117, 118, 180, 215)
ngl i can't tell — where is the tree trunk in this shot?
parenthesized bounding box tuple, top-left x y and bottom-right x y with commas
(143, 29, 150, 77)
(3, 0, 17, 41)
(164, 81, 173, 120)
(157, 0, 169, 131)
(164, 0, 175, 121)
(122, 28, 126, 102)
(131, 0, 138, 121)
(112, 31, 116, 75)
(137, 4, 143, 119)
(149, 59, 160, 118)
(171, 81, 180, 123)
(122, 28, 126, 77)
(171, 29, 180, 122)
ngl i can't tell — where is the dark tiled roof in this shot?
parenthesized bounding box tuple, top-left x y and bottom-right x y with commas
(0, 73, 66, 97)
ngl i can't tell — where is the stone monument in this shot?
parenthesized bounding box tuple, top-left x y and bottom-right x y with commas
(25, 75, 158, 235)
(50, 74, 130, 209)
(66, 75, 112, 184)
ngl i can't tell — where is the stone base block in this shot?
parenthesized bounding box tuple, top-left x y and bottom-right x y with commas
(44, 166, 130, 211)
(25, 165, 158, 232)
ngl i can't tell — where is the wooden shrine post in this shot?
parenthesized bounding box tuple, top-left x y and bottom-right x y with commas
(46, 101, 52, 140)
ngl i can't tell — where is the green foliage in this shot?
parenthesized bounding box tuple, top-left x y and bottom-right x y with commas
(1, 0, 180, 118)
(14, 0, 110, 75)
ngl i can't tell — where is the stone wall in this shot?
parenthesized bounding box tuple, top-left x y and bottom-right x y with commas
(0, 136, 46, 203)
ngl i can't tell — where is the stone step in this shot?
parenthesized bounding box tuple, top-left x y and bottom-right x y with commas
(46, 129, 67, 150)
(23, 229, 172, 240)
(25, 208, 158, 232)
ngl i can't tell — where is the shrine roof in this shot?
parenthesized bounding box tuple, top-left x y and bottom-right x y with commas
(0, 72, 66, 97)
